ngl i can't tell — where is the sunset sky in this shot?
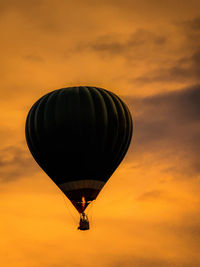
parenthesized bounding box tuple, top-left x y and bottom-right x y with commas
(1, 0, 200, 266)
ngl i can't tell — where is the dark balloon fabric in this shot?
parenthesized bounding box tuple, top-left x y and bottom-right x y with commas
(25, 86, 133, 212)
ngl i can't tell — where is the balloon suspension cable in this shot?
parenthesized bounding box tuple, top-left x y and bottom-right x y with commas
(61, 193, 77, 224)
(87, 200, 94, 226)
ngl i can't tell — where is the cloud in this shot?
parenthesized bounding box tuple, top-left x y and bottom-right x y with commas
(78, 29, 167, 58)
(126, 84, 200, 145)
(134, 62, 198, 84)
(124, 85, 200, 177)
(131, 16, 200, 85)
(0, 145, 39, 182)
(181, 16, 200, 38)
(133, 49, 200, 85)
(137, 190, 164, 201)
(23, 53, 44, 62)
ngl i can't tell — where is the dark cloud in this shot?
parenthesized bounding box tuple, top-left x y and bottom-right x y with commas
(137, 190, 164, 201)
(132, 16, 200, 85)
(78, 29, 166, 57)
(126, 85, 200, 145)
(183, 17, 200, 78)
(23, 53, 44, 62)
(134, 62, 198, 84)
(133, 48, 200, 84)
(181, 16, 200, 38)
(124, 85, 200, 176)
(188, 16, 200, 30)
(0, 145, 39, 182)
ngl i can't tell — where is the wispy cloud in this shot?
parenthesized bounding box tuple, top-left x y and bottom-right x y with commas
(23, 53, 44, 62)
(77, 29, 167, 58)
(124, 85, 200, 177)
(137, 190, 164, 201)
(0, 145, 38, 182)
(130, 16, 200, 85)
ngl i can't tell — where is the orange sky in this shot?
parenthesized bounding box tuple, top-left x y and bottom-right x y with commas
(1, 1, 200, 266)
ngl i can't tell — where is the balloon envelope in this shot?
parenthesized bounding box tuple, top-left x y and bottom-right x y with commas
(25, 86, 133, 213)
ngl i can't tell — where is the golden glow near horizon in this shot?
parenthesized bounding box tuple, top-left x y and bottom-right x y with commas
(0, 0, 200, 266)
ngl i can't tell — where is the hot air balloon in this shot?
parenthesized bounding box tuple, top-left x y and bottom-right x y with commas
(25, 86, 133, 230)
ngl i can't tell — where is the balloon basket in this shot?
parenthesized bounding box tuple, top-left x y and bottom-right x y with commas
(78, 212, 90, 231)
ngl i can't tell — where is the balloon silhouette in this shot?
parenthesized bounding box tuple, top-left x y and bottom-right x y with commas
(25, 86, 133, 230)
